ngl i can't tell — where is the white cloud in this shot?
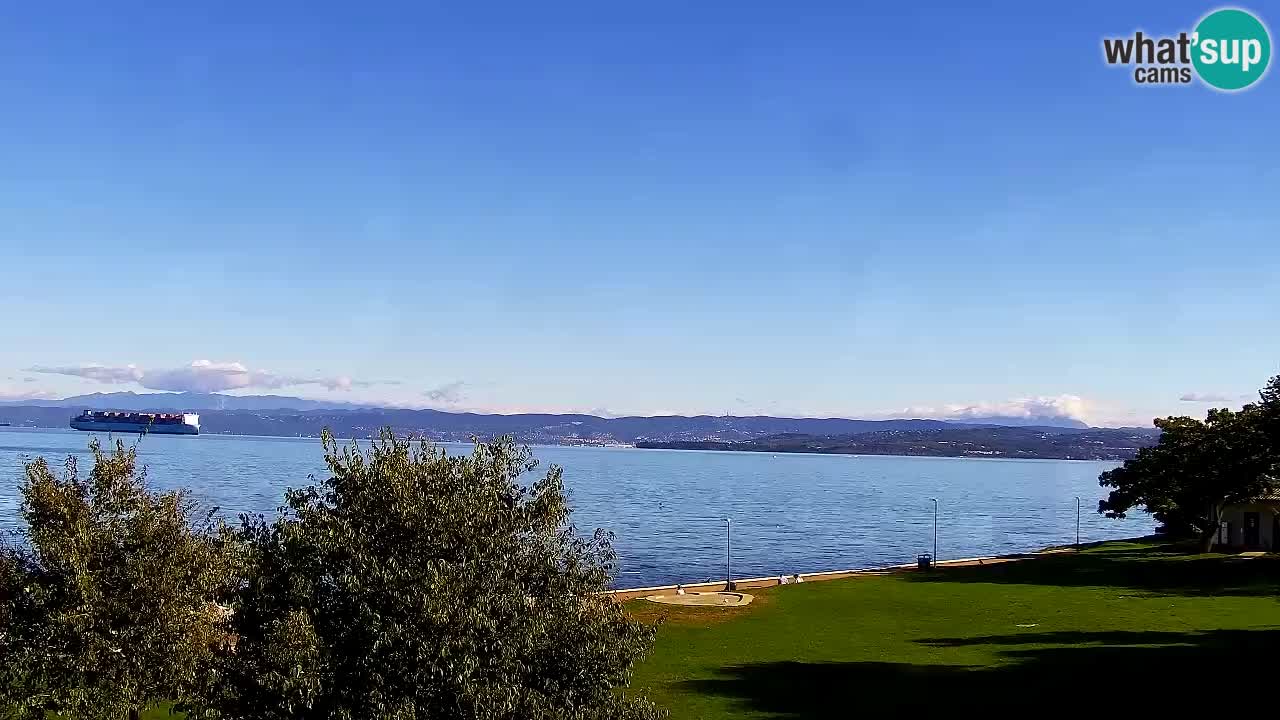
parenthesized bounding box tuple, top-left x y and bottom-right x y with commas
(141, 361, 277, 392)
(896, 394, 1095, 424)
(1179, 392, 1233, 402)
(27, 360, 374, 394)
(27, 363, 144, 385)
(422, 381, 466, 405)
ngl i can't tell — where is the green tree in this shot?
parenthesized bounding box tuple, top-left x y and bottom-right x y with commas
(1259, 373, 1280, 442)
(1099, 404, 1276, 551)
(0, 439, 237, 720)
(216, 430, 662, 720)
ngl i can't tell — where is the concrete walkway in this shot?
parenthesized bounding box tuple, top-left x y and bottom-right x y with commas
(604, 551, 1041, 602)
(645, 591, 754, 607)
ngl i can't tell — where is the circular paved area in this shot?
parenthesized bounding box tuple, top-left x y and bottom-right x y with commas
(644, 591, 754, 607)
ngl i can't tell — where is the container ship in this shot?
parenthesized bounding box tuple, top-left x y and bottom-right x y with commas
(69, 411, 200, 435)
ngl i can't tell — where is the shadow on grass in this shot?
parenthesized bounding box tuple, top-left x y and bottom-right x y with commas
(677, 628, 1280, 715)
(911, 538, 1280, 597)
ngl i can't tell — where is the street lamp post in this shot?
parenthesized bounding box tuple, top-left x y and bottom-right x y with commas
(931, 498, 938, 563)
(1075, 497, 1081, 548)
(725, 517, 732, 590)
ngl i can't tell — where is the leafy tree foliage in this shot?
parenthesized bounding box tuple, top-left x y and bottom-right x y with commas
(0, 439, 237, 720)
(1099, 399, 1277, 551)
(215, 430, 662, 720)
(1260, 373, 1280, 442)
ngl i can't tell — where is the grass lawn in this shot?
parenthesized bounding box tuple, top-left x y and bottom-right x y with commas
(628, 538, 1280, 718)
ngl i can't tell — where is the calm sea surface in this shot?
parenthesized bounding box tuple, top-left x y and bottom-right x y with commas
(0, 428, 1151, 587)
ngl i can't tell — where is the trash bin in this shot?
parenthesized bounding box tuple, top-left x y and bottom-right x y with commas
(917, 553, 932, 571)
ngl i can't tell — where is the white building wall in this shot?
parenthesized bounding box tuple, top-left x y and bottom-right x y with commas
(1218, 504, 1279, 550)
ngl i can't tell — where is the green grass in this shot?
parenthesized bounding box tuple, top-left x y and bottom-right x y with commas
(628, 539, 1280, 718)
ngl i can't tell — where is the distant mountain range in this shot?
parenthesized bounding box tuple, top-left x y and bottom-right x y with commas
(0, 392, 1155, 459)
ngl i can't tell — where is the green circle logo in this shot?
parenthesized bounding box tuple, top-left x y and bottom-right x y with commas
(1192, 8, 1271, 90)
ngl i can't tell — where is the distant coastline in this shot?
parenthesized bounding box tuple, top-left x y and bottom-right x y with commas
(636, 425, 1157, 461)
(0, 425, 1134, 461)
(0, 400, 1158, 461)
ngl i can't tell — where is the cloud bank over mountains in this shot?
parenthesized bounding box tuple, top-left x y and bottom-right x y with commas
(896, 394, 1097, 426)
(27, 360, 373, 394)
(12, 360, 1186, 426)
(422, 381, 467, 405)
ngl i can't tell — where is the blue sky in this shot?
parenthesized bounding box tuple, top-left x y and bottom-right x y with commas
(1, 0, 1277, 425)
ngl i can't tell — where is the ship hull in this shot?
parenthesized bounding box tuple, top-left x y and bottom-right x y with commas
(69, 420, 199, 435)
